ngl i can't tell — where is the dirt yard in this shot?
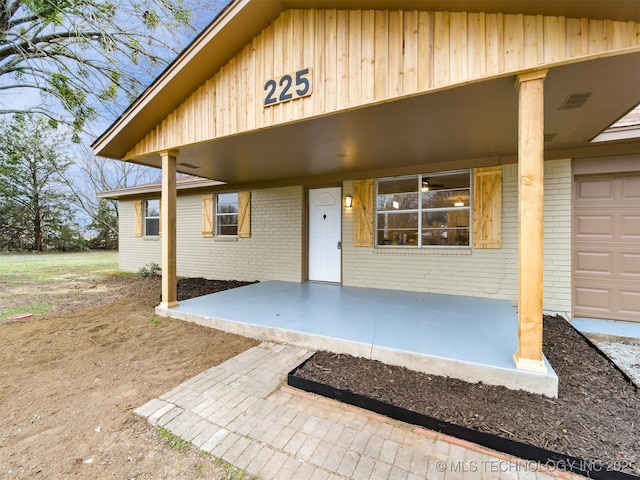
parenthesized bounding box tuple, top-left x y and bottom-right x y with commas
(0, 260, 258, 479)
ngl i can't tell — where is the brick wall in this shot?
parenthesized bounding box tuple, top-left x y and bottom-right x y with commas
(118, 162, 572, 314)
(342, 160, 572, 314)
(118, 186, 303, 282)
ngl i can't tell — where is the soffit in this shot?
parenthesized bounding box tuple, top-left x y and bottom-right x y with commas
(121, 52, 640, 186)
(93, 0, 640, 160)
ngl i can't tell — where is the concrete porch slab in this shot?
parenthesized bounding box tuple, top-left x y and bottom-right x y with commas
(156, 281, 558, 397)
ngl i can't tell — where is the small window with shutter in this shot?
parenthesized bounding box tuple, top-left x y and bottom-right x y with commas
(202, 191, 250, 238)
(144, 199, 160, 236)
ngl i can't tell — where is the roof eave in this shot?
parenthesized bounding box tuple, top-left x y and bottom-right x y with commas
(92, 0, 286, 159)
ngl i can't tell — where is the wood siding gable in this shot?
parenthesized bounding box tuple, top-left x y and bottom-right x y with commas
(126, 9, 640, 159)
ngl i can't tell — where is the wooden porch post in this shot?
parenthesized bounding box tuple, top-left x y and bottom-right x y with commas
(160, 149, 179, 308)
(514, 71, 548, 373)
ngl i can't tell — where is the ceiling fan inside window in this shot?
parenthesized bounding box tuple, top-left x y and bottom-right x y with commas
(421, 178, 445, 192)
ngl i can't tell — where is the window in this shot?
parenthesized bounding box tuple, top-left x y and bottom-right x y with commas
(376, 171, 471, 247)
(216, 193, 238, 236)
(145, 199, 160, 236)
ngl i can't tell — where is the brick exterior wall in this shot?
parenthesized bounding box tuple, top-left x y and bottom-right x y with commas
(118, 186, 303, 282)
(342, 160, 572, 314)
(117, 161, 572, 314)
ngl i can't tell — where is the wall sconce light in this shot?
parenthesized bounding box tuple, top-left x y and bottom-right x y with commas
(345, 195, 353, 208)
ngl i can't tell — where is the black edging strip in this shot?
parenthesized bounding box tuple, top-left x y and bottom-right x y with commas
(566, 321, 639, 393)
(288, 358, 638, 480)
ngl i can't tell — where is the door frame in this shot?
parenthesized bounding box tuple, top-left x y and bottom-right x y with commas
(305, 185, 343, 283)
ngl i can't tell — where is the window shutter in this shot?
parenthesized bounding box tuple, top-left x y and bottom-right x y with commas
(133, 200, 143, 237)
(202, 194, 214, 237)
(238, 191, 251, 238)
(473, 166, 502, 248)
(353, 179, 374, 247)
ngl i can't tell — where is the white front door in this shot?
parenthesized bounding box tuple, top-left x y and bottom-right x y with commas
(309, 187, 342, 283)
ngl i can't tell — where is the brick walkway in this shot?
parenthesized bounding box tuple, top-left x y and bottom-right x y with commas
(135, 343, 583, 480)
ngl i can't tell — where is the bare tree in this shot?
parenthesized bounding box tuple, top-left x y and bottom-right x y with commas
(0, 0, 196, 141)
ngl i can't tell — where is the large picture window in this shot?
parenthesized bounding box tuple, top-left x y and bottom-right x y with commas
(376, 171, 471, 247)
(216, 193, 238, 236)
(145, 199, 160, 236)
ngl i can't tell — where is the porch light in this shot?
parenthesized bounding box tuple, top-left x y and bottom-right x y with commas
(345, 195, 353, 208)
(454, 199, 465, 207)
(421, 181, 430, 192)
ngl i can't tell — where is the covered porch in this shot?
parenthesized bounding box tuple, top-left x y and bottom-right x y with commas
(156, 281, 558, 397)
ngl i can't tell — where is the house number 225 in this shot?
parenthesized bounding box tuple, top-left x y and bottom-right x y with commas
(263, 68, 312, 107)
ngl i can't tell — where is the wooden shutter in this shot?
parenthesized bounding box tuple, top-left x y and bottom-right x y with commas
(353, 179, 374, 247)
(238, 191, 251, 238)
(201, 194, 214, 237)
(473, 166, 502, 248)
(133, 200, 143, 237)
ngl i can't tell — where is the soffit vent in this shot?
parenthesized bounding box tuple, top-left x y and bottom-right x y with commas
(544, 133, 557, 142)
(559, 93, 592, 110)
(178, 162, 200, 169)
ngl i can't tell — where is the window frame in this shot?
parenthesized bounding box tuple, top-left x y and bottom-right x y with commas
(144, 199, 160, 237)
(375, 170, 472, 249)
(215, 192, 239, 237)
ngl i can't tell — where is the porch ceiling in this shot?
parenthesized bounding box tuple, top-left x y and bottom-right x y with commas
(128, 52, 640, 185)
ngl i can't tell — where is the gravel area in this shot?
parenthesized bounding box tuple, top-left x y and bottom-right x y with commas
(593, 340, 640, 386)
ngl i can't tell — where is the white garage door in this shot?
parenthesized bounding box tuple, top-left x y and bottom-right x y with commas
(573, 172, 640, 322)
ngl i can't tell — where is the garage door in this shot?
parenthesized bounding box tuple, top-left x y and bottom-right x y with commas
(573, 172, 640, 322)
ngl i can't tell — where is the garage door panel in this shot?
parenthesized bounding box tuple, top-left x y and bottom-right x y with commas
(574, 171, 640, 323)
(575, 215, 614, 238)
(575, 251, 612, 275)
(577, 178, 614, 200)
(622, 215, 640, 238)
(621, 253, 640, 276)
(622, 175, 640, 199)
(575, 286, 612, 309)
(620, 291, 640, 319)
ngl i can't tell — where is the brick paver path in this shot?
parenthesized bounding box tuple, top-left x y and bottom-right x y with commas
(135, 342, 583, 480)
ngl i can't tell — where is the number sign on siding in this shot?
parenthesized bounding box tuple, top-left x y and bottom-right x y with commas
(263, 68, 312, 107)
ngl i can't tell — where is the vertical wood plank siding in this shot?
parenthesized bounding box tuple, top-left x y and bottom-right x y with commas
(126, 10, 639, 158)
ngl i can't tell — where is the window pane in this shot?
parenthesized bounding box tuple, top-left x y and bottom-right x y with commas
(377, 177, 418, 211)
(146, 199, 160, 218)
(145, 218, 159, 236)
(377, 212, 418, 245)
(218, 214, 238, 226)
(218, 225, 238, 236)
(422, 189, 470, 209)
(422, 228, 469, 246)
(217, 193, 238, 214)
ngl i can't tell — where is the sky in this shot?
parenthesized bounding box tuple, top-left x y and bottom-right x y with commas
(0, 0, 230, 141)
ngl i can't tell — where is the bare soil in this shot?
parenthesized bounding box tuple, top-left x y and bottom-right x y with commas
(0, 274, 258, 479)
(294, 316, 640, 476)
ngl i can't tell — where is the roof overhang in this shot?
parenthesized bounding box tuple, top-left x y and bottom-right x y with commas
(93, 0, 640, 162)
(104, 52, 640, 188)
(98, 176, 223, 199)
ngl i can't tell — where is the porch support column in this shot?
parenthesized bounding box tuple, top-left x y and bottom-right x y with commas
(160, 149, 179, 308)
(514, 70, 548, 373)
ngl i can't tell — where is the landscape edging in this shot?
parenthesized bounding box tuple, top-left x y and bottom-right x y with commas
(288, 358, 638, 480)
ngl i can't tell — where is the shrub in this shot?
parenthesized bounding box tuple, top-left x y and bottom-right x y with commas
(138, 262, 161, 279)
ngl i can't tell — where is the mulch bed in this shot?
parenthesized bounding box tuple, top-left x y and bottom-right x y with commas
(293, 316, 639, 475)
(177, 278, 257, 301)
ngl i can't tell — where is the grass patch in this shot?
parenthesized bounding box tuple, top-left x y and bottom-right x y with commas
(157, 427, 190, 451)
(0, 303, 50, 322)
(0, 251, 118, 284)
(212, 457, 259, 480)
(148, 316, 161, 326)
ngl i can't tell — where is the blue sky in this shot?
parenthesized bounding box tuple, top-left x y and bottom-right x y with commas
(0, 1, 230, 140)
